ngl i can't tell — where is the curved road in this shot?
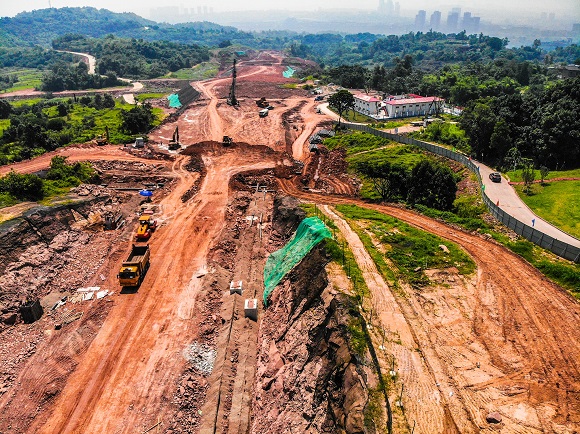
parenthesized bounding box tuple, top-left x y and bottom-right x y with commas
(477, 163, 579, 247)
(319, 102, 579, 248)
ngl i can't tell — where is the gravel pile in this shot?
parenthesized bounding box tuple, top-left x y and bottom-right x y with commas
(183, 342, 217, 376)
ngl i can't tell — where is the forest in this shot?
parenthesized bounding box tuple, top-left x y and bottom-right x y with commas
(0, 95, 161, 165)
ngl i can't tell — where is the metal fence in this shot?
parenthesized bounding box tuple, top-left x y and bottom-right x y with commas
(342, 122, 580, 263)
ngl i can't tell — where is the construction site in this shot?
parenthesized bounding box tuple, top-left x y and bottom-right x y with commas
(0, 51, 579, 434)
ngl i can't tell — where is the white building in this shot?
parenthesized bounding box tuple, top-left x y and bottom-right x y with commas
(382, 95, 442, 119)
(353, 94, 382, 116)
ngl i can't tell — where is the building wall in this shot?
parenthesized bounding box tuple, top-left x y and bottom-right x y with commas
(354, 98, 381, 115)
(385, 101, 435, 118)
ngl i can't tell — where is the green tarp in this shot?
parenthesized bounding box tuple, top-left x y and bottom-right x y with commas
(282, 66, 295, 78)
(168, 94, 182, 108)
(263, 217, 331, 306)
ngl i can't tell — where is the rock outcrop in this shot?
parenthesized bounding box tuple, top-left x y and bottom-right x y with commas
(251, 201, 371, 434)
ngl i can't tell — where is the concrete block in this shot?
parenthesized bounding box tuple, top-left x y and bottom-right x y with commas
(230, 280, 243, 295)
(244, 298, 258, 321)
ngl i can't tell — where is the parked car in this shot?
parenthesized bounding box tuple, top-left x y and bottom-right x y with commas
(489, 172, 501, 183)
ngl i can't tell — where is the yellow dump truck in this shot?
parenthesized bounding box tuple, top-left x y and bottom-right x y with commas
(135, 214, 157, 240)
(118, 245, 150, 287)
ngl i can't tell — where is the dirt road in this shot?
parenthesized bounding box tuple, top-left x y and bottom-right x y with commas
(280, 181, 580, 432)
(1, 50, 578, 434)
(0, 144, 154, 176)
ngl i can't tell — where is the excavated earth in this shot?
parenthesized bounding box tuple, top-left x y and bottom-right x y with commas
(0, 50, 579, 434)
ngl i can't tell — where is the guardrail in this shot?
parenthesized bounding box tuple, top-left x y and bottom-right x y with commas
(341, 122, 580, 263)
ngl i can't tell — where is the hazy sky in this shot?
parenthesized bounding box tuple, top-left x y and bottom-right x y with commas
(1, 0, 578, 21)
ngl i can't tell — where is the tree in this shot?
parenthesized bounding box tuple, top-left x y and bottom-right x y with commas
(328, 90, 354, 128)
(0, 99, 11, 119)
(521, 158, 535, 195)
(503, 147, 521, 172)
(406, 160, 457, 211)
(355, 160, 409, 201)
(0, 170, 44, 201)
(459, 102, 497, 161)
(539, 166, 550, 185)
(121, 103, 155, 134)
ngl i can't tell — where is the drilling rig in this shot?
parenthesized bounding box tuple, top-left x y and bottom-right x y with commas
(227, 59, 238, 106)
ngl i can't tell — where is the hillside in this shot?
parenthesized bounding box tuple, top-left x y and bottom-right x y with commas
(0, 7, 242, 48)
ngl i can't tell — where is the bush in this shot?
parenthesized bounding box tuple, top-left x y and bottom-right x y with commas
(0, 170, 44, 200)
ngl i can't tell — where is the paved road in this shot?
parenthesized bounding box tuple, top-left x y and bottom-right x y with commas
(477, 163, 579, 247)
(317, 103, 580, 248)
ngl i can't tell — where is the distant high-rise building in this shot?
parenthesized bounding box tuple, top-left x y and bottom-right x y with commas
(471, 16, 480, 32)
(203, 6, 208, 14)
(447, 11, 460, 32)
(197, 6, 202, 14)
(452, 7, 461, 15)
(387, 0, 394, 15)
(430, 11, 442, 30)
(572, 23, 580, 33)
(394, 2, 400, 16)
(462, 11, 471, 31)
(378, 0, 386, 14)
(462, 11, 480, 33)
(415, 10, 426, 29)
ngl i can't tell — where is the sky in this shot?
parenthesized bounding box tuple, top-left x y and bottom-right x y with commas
(1, 0, 578, 21)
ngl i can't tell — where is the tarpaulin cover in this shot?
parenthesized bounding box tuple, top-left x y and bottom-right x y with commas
(282, 66, 295, 78)
(263, 217, 331, 306)
(168, 94, 182, 108)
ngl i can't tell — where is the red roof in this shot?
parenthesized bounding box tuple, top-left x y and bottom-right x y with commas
(385, 96, 441, 106)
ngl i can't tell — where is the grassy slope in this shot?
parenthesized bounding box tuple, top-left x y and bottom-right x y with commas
(168, 61, 219, 80)
(336, 204, 476, 286)
(506, 168, 580, 182)
(0, 68, 43, 92)
(514, 181, 580, 239)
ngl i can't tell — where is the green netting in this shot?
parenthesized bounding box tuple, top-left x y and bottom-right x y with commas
(282, 66, 295, 78)
(168, 94, 182, 108)
(263, 217, 331, 306)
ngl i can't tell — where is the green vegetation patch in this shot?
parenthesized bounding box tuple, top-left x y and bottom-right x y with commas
(336, 204, 476, 287)
(0, 156, 96, 207)
(372, 120, 408, 130)
(346, 143, 429, 168)
(324, 131, 393, 155)
(413, 121, 470, 154)
(506, 168, 580, 183)
(134, 93, 165, 102)
(0, 68, 43, 92)
(1, 96, 164, 165)
(513, 181, 580, 239)
(169, 61, 219, 80)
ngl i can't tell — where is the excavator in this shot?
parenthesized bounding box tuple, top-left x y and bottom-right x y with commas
(95, 126, 109, 146)
(168, 126, 181, 150)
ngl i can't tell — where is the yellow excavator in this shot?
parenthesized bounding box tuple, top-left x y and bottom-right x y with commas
(95, 126, 109, 146)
